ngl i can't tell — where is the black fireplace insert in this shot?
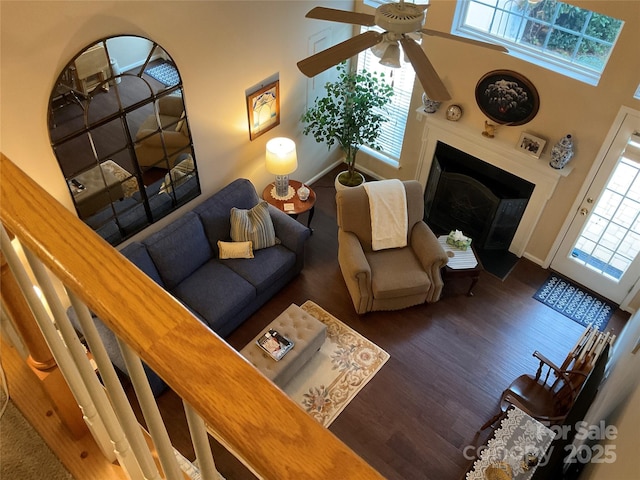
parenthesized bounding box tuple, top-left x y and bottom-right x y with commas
(424, 142, 535, 277)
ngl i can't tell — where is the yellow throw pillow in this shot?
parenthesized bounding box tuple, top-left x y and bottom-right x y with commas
(217, 240, 254, 259)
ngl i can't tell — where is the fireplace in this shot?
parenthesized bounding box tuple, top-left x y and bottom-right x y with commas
(415, 114, 568, 266)
(424, 142, 534, 251)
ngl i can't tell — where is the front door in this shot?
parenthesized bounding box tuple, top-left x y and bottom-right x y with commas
(551, 108, 640, 305)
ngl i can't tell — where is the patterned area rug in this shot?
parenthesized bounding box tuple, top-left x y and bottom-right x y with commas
(144, 62, 179, 86)
(533, 274, 616, 331)
(284, 301, 390, 427)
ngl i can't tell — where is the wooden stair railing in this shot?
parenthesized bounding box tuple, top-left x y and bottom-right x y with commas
(0, 153, 384, 480)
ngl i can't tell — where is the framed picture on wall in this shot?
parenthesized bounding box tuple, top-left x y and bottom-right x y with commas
(475, 70, 539, 126)
(517, 132, 546, 158)
(246, 80, 280, 140)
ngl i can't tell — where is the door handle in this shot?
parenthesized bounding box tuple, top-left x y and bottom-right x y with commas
(579, 208, 589, 216)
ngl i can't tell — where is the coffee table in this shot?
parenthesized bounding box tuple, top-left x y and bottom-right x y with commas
(240, 304, 326, 388)
(71, 163, 125, 217)
(262, 180, 316, 230)
(438, 235, 483, 296)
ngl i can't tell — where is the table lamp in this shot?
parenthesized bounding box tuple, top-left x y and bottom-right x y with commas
(266, 137, 297, 200)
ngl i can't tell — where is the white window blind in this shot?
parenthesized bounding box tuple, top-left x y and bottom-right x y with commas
(357, 27, 416, 163)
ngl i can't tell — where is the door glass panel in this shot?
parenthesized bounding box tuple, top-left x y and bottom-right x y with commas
(571, 135, 640, 280)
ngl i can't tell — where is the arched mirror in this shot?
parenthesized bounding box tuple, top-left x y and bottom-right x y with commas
(48, 35, 200, 246)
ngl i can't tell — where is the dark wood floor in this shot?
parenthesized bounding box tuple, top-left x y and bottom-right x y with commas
(153, 167, 629, 480)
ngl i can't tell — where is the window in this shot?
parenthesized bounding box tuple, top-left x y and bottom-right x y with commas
(357, 27, 416, 164)
(453, 0, 624, 86)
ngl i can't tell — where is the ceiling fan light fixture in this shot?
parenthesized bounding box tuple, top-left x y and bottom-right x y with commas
(375, 3, 426, 33)
(379, 42, 401, 68)
(371, 41, 389, 59)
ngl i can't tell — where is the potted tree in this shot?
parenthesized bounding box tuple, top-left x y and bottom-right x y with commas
(302, 62, 394, 188)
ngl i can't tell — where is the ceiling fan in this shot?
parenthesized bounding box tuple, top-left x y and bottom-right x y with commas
(297, 1, 508, 101)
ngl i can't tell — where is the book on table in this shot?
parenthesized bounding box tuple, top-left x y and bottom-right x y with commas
(257, 329, 294, 361)
(69, 179, 86, 195)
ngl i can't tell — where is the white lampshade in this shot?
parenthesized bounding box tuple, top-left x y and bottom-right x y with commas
(265, 137, 297, 175)
(379, 43, 401, 68)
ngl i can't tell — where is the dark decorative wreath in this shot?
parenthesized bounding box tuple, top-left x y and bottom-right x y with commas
(475, 70, 540, 126)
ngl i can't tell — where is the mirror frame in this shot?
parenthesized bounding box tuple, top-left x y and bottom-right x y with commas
(48, 35, 200, 245)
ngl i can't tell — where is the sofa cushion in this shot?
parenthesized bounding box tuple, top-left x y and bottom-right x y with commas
(171, 260, 256, 332)
(66, 307, 168, 397)
(143, 211, 212, 289)
(230, 201, 277, 250)
(221, 245, 295, 294)
(366, 248, 431, 299)
(194, 178, 261, 255)
(119, 242, 164, 287)
(218, 240, 254, 259)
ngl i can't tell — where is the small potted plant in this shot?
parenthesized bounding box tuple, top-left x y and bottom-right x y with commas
(302, 62, 393, 188)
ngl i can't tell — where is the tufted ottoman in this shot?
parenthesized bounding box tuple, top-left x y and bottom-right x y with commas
(71, 161, 126, 217)
(240, 303, 326, 388)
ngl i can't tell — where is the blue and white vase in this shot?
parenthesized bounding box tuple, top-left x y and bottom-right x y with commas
(550, 134, 575, 169)
(422, 92, 441, 114)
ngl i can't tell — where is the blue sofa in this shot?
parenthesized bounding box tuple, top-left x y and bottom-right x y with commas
(69, 178, 311, 395)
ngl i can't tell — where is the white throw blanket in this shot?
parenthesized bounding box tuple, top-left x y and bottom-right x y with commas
(364, 179, 408, 251)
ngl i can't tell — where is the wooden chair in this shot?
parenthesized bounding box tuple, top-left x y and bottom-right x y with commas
(481, 325, 614, 430)
(73, 43, 110, 96)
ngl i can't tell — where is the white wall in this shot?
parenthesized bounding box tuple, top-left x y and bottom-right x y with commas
(578, 312, 640, 480)
(354, 1, 640, 265)
(0, 0, 353, 241)
(2, 1, 639, 257)
(105, 36, 154, 72)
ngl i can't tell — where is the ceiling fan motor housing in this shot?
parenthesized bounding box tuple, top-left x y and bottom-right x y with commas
(375, 3, 426, 34)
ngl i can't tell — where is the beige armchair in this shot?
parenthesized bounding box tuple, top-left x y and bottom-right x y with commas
(135, 95, 190, 169)
(336, 180, 449, 314)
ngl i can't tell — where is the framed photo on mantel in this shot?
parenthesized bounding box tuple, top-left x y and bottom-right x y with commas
(475, 70, 540, 126)
(517, 132, 546, 158)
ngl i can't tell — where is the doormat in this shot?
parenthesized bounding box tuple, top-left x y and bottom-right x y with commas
(533, 274, 616, 331)
(283, 301, 390, 427)
(144, 62, 179, 86)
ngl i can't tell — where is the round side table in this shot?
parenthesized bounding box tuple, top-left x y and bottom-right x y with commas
(262, 180, 316, 231)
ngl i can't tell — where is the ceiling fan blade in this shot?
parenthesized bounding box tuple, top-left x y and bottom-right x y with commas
(297, 31, 383, 78)
(399, 36, 451, 101)
(420, 29, 508, 52)
(305, 7, 376, 26)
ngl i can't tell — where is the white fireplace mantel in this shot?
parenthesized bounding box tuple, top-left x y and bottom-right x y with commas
(415, 109, 572, 257)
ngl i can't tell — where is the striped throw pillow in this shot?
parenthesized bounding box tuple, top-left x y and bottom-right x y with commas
(230, 201, 277, 250)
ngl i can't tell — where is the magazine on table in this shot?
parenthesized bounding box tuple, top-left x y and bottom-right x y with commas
(68, 179, 86, 195)
(257, 329, 294, 361)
